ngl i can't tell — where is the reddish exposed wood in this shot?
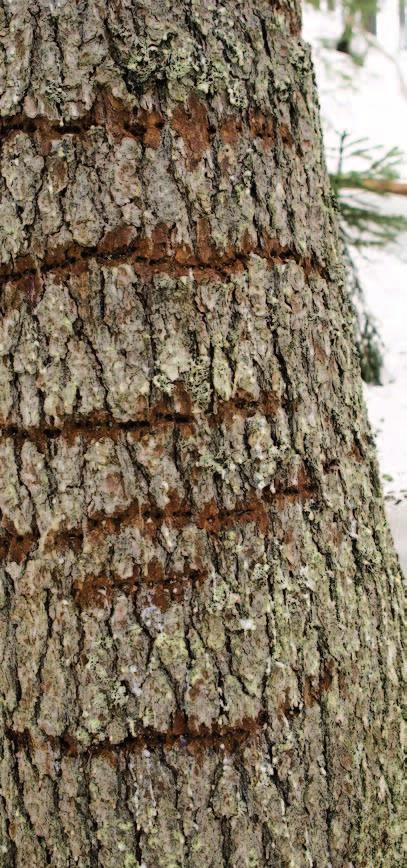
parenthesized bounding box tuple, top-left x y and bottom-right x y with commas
(72, 563, 208, 612)
(0, 484, 319, 562)
(219, 116, 242, 144)
(303, 662, 334, 709)
(5, 713, 267, 761)
(0, 90, 164, 151)
(278, 123, 294, 148)
(171, 94, 211, 168)
(5, 534, 35, 564)
(196, 496, 269, 534)
(131, 108, 164, 149)
(249, 110, 275, 150)
(0, 224, 330, 301)
(0, 389, 283, 439)
(73, 574, 115, 609)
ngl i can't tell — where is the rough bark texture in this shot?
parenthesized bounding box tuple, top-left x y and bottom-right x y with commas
(0, 1, 404, 866)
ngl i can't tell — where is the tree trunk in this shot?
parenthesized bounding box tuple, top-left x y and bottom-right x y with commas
(400, 0, 407, 48)
(361, 7, 377, 36)
(0, 1, 403, 866)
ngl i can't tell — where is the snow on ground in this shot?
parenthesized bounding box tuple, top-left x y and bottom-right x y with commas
(303, 2, 407, 570)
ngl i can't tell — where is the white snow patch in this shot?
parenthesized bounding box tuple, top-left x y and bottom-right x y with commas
(304, 3, 407, 570)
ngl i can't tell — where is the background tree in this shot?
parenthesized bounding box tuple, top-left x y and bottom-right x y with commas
(0, 1, 404, 866)
(400, 0, 407, 47)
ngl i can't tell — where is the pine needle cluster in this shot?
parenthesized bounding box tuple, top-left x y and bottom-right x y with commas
(329, 133, 407, 384)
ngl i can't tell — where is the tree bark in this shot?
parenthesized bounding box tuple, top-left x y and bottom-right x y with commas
(361, 5, 377, 36)
(0, 1, 404, 866)
(400, 0, 407, 48)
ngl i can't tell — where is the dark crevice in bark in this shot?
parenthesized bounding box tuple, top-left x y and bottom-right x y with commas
(316, 630, 335, 864)
(6, 729, 50, 863)
(0, 753, 17, 867)
(258, 13, 273, 62)
(264, 732, 290, 813)
(33, 588, 52, 733)
(221, 817, 232, 867)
